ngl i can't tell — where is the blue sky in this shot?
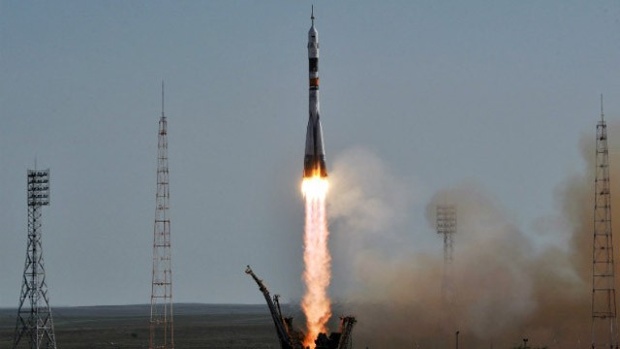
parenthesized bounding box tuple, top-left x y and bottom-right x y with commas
(1, 1, 619, 307)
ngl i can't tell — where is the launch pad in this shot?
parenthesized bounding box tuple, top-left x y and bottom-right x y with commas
(245, 266, 356, 349)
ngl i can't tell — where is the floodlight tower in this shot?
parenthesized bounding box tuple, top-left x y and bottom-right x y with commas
(591, 96, 619, 349)
(436, 204, 457, 304)
(150, 82, 174, 349)
(13, 168, 57, 349)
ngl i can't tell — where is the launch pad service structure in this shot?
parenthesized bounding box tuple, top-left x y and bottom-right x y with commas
(245, 266, 355, 349)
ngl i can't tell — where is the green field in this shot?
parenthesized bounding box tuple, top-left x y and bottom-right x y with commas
(0, 304, 284, 348)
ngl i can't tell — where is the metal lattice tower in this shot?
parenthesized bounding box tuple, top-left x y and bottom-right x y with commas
(13, 169, 57, 349)
(436, 204, 457, 304)
(591, 96, 619, 349)
(150, 82, 174, 349)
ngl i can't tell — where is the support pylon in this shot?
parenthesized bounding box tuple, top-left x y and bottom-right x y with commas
(13, 168, 57, 349)
(591, 96, 618, 349)
(150, 82, 174, 349)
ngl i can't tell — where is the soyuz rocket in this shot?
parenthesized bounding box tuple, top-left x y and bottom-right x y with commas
(303, 8, 328, 178)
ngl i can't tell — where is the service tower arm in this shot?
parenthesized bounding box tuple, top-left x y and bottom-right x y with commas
(336, 316, 357, 349)
(245, 266, 300, 349)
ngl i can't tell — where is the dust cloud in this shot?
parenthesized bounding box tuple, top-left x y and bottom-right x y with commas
(326, 123, 620, 349)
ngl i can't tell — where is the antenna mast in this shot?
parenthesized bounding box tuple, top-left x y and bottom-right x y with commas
(591, 95, 619, 349)
(162, 81, 165, 118)
(150, 82, 174, 349)
(13, 168, 57, 349)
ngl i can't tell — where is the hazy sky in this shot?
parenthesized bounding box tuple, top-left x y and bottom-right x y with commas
(1, 1, 619, 307)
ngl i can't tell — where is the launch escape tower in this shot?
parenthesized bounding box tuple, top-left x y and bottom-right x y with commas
(13, 168, 57, 349)
(436, 204, 457, 305)
(150, 83, 174, 349)
(591, 97, 619, 349)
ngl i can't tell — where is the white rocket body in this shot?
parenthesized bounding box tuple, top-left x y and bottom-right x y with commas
(303, 14, 327, 178)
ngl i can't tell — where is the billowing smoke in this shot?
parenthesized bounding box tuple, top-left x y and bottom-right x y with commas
(326, 123, 620, 349)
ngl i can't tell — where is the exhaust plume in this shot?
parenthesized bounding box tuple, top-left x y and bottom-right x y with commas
(302, 176, 332, 348)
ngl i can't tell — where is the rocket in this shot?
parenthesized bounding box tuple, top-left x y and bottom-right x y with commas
(303, 7, 328, 178)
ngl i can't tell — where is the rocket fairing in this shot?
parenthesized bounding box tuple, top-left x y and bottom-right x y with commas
(303, 9, 328, 178)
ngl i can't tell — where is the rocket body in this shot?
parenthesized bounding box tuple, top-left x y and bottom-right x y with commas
(303, 14, 327, 178)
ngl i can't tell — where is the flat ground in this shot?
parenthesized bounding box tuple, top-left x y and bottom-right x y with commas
(0, 304, 284, 348)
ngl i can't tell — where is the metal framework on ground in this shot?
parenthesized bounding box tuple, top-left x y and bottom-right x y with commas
(591, 97, 619, 349)
(150, 83, 174, 349)
(13, 168, 57, 349)
(436, 204, 457, 305)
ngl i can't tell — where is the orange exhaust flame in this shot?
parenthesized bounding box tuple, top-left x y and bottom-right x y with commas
(301, 176, 331, 348)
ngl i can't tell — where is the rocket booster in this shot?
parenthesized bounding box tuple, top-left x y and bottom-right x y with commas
(303, 9, 327, 178)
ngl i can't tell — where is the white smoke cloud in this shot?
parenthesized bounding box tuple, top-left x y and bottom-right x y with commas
(327, 146, 415, 238)
(325, 146, 423, 306)
(320, 141, 594, 348)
